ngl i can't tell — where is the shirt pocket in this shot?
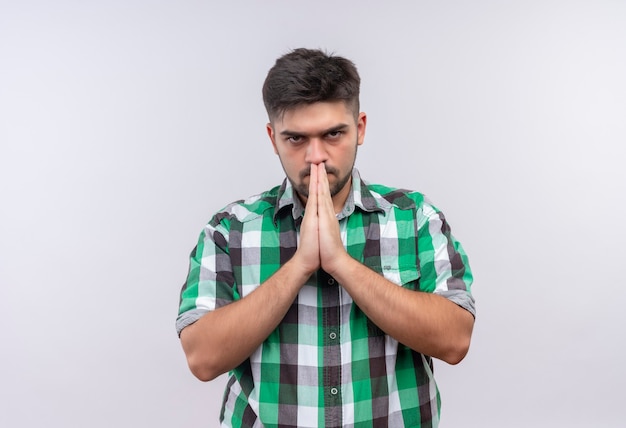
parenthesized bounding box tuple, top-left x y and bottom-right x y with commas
(361, 263, 422, 337)
(366, 262, 421, 291)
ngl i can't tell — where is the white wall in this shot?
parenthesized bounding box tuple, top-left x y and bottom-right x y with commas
(1, 1, 625, 426)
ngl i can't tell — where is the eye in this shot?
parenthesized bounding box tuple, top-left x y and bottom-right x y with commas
(287, 135, 304, 144)
(326, 130, 343, 139)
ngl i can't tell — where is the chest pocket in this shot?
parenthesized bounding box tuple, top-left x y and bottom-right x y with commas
(359, 264, 421, 337)
(364, 261, 421, 291)
(381, 265, 420, 291)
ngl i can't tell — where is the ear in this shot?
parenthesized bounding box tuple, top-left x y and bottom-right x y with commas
(266, 123, 278, 154)
(356, 112, 367, 146)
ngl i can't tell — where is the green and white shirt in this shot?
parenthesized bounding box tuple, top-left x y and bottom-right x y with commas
(177, 169, 475, 427)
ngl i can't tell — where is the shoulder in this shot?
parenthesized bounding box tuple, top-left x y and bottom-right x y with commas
(363, 182, 446, 230)
(365, 182, 431, 211)
(208, 185, 281, 228)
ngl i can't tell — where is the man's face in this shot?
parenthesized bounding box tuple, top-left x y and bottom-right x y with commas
(267, 101, 367, 208)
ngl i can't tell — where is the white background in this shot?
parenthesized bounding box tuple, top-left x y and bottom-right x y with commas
(1, 1, 625, 426)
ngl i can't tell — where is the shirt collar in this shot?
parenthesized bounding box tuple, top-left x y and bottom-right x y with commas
(274, 168, 387, 223)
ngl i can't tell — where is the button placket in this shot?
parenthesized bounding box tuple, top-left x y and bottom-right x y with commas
(319, 268, 342, 421)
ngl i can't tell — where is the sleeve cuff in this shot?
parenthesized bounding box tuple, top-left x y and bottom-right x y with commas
(435, 289, 476, 318)
(175, 308, 210, 337)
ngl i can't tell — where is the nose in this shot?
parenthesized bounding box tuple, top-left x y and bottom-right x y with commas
(304, 138, 328, 165)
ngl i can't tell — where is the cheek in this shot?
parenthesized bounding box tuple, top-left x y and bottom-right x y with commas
(277, 153, 300, 171)
(338, 146, 357, 163)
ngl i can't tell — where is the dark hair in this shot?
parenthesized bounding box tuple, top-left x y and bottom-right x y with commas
(262, 48, 361, 121)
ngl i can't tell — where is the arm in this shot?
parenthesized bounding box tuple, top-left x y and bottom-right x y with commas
(315, 164, 474, 364)
(180, 173, 322, 382)
(180, 258, 310, 381)
(328, 258, 474, 364)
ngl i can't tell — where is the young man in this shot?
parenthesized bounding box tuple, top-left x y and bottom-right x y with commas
(177, 48, 475, 427)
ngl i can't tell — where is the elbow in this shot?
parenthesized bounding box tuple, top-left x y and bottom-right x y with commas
(191, 369, 219, 383)
(180, 323, 226, 382)
(187, 354, 223, 382)
(440, 333, 472, 365)
(442, 345, 469, 365)
(440, 308, 474, 365)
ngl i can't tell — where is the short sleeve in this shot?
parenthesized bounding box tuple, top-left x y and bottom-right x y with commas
(416, 201, 475, 317)
(176, 217, 237, 336)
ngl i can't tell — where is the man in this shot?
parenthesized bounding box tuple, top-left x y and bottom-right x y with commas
(177, 48, 475, 427)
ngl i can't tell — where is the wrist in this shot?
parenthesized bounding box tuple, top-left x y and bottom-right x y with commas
(285, 253, 318, 282)
(323, 251, 355, 280)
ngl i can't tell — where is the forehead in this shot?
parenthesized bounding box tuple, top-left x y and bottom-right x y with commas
(274, 101, 355, 131)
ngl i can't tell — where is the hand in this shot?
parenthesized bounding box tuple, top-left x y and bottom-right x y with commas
(315, 163, 349, 274)
(292, 163, 350, 277)
(292, 164, 321, 276)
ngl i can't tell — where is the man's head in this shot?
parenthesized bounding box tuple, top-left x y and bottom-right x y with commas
(262, 48, 361, 122)
(264, 49, 366, 211)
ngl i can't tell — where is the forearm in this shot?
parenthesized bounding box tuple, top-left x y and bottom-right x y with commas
(330, 255, 474, 364)
(180, 258, 310, 381)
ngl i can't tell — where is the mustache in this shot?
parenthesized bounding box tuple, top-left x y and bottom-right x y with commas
(299, 165, 340, 180)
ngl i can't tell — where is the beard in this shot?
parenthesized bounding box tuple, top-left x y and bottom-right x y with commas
(280, 138, 359, 202)
(290, 164, 353, 199)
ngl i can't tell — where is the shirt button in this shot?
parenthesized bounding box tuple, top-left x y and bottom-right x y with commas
(330, 387, 338, 395)
(329, 332, 337, 340)
(327, 278, 335, 285)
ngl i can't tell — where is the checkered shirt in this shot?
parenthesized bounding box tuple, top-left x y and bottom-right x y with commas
(177, 169, 475, 427)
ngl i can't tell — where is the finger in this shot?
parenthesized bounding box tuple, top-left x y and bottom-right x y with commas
(318, 163, 327, 193)
(317, 163, 334, 214)
(307, 163, 318, 211)
(316, 163, 328, 201)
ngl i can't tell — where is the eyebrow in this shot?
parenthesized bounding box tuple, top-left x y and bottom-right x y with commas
(279, 123, 350, 138)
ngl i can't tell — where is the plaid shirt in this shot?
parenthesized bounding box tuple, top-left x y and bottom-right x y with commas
(177, 169, 474, 428)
